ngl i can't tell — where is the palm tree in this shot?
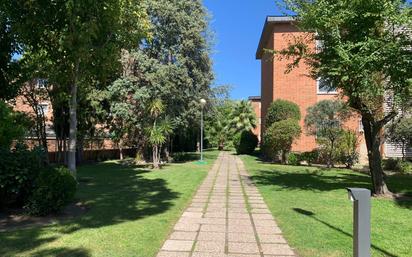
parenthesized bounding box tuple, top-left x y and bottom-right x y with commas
(229, 100, 257, 134)
(147, 99, 173, 169)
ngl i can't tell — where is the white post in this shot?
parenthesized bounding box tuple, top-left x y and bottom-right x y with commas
(201, 106, 204, 162)
(200, 99, 206, 163)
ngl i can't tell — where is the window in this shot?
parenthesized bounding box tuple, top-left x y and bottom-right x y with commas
(37, 103, 49, 116)
(36, 78, 48, 89)
(359, 119, 364, 133)
(317, 78, 337, 94)
(315, 39, 324, 53)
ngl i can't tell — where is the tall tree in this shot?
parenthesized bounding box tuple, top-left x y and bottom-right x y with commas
(0, 1, 20, 100)
(10, 0, 149, 176)
(279, 0, 412, 196)
(108, 0, 213, 159)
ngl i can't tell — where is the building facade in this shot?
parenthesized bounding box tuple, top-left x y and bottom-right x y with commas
(255, 16, 370, 161)
(255, 16, 412, 161)
(248, 96, 261, 141)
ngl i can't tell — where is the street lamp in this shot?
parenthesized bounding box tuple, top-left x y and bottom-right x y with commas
(199, 98, 207, 163)
(347, 188, 371, 257)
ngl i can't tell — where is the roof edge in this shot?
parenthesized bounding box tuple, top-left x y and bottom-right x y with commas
(256, 16, 296, 59)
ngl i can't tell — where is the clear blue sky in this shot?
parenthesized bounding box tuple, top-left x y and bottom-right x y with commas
(203, 0, 284, 100)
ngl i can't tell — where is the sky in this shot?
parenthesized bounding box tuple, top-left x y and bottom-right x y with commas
(203, 0, 284, 100)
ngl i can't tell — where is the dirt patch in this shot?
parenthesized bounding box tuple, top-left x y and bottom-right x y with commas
(0, 201, 88, 232)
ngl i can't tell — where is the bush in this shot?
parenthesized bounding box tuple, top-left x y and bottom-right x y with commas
(287, 153, 300, 166)
(266, 100, 301, 127)
(301, 150, 319, 166)
(262, 119, 301, 163)
(234, 130, 259, 155)
(399, 161, 412, 174)
(26, 166, 77, 216)
(0, 143, 46, 206)
(337, 130, 360, 168)
(383, 158, 402, 171)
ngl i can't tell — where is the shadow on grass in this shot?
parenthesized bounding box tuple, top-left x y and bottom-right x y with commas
(31, 247, 91, 257)
(251, 169, 371, 192)
(246, 154, 412, 209)
(293, 208, 399, 257)
(0, 162, 179, 256)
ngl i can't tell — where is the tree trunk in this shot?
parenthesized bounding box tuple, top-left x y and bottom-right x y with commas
(281, 151, 288, 164)
(362, 118, 391, 196)
(153, 144, 160, 169)
(68, 81, 78, 177)
(119, 138, 124, 160)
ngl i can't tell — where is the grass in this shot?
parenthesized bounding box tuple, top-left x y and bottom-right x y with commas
(240, 154, 412, 257)
(0, 150, 219, 257)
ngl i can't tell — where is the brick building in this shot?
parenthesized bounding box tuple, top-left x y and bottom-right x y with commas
(248, 96, 261, 140)
(255, 16, 370, 162)
(255, 16, 412, 161)
(12, 79, 119, 162)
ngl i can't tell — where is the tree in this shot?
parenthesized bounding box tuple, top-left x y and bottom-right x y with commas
(266, 99, 301, 127)
(9, 0, 149, 177)
(387, 117, 412, 160)
(0, 2, 20, 100)
(263, 119, 302, 164)
(108, 0, 213, 158)
(229, 100, 257, 134)
(0, 102, 31, 148)
(147, 99, 173, 169)
(305, 100, 350, 167)
(278, 0, 412, 195)
(205, 86, 233, 150)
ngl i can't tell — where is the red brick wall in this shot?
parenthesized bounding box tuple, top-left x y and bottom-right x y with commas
(260, 22, 365, 157)
(249, 99, 261, 140)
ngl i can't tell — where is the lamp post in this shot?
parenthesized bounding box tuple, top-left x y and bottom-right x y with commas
(347, 188, 371, 257)
(200, 98, 207, 163)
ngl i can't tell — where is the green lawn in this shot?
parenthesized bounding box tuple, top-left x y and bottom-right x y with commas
(240, 154, 412, 257)
(0, 150, 219, 257)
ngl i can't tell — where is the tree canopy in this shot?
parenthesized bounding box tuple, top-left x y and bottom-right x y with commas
(279, 0, 412, 195)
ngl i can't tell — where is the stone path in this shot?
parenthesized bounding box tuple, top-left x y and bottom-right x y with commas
(157, 152, 297, 257)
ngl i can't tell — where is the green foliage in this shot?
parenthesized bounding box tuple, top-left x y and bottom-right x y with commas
(0, 2, 20, 100)
(229, 100, 257, 134)
(287, 152, 300, 166)
(300, 150, 320, 166)
(262, 119, 301, 163)
(233, 130, 259, 155)
(337, 130, 360, 168)
(205, 99, 234, 150)
(266, 99, 301, 127)
(305, 100, 350, 167)
(387, 117, 412, 159)
(279, 0, 412, 194)
(383, 158, 412, 174)
(26, 166, 77, 216)
(0, 144, 46, 206)
(0, 102, 32, 147)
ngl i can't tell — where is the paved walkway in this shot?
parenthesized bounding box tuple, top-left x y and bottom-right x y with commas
(157, 152, 296, 257)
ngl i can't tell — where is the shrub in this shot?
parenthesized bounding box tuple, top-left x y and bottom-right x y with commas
(266, 100, 301, 127)
(0, 143, 46, 206)
(171, 152, 198, 163)
(399, 161, 412, 174)
(262, 119, 301, 163)
(287, 153, 300, 166)
(383, 158, 402, 171)
(337, 130, 360, 168)
(301, 150, 319, 166)
(26, 166, 77, 216)
(0, 101, 32, 147)
(234, 130, 259, 155)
